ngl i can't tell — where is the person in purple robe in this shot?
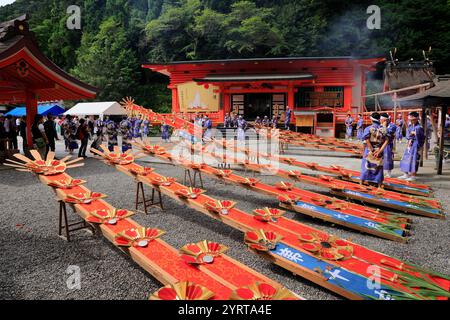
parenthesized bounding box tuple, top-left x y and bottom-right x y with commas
(133, 117, 142, 138)
(161, 121, 170, 143)
(398, 111, 425, 182)
(224, 113, 231, 128)
(360, 112, 389, 187)
(345, 114, 354, 140)
(237, 116, 247, 141)
(356, 114, 364, 141)
(284, 106, 292, 130)
(141, 119, 150, 137)
(380, 113, 397, 178)
(395, 115, 404, 143)
(119, 117, 133, 152)
(203, 115, 213, 141)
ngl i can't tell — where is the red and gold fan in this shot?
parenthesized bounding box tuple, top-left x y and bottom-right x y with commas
(237, 177, 259, 186)
(212, 168, 232, 177)
(274, 181, 294, 191)
(203, 200, 236, 215)
(46, 177, 86, 189)
(5, 151, 83, 175)
(86, 208, 134, 225)
(277, 194, 301, 205)
(115, 227, 165, 247)
(64, 191, 107, 204)
(90, 144, 143, 165)
(244, 229, 283, 251)
(230, 282, 299, 300)
(253, 207, 286, 222)
(306, 162, 319, 170)
(128, 166, 154, 177)
(180, 240, 228, 264)
(150, 175, 176, 187)
(287, 170, 303, 178)
(298, 233, 353, 261)
(175, 187, 206, 199)
(132, 140, 167, 155)
(149, 281, 215, 300)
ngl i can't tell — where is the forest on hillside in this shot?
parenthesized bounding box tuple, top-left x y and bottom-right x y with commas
(1, 0, 450, 111)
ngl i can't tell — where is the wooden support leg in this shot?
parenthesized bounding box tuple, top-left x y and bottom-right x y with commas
(193, 170, 204, 188)
(136, 181, 164, 213)
(58, 201, 94, 242)
(184, 169, 193, 187)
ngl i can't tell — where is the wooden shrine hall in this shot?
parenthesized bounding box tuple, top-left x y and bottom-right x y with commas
(0, 14, 97, 148)
(143, 56, 385, 137)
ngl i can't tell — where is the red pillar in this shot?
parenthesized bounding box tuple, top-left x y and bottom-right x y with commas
(344, 86, 352, 113)
(171, 87, 179, 113)
(223, 92, 230, 123)
(287, 85, 295, 121)
(25, 90, 37, 147)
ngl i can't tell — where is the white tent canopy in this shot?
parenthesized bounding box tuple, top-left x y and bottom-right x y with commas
(63, 102, 126, 119)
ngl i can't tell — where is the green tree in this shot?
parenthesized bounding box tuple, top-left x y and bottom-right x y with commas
(72, 17, 140, 102)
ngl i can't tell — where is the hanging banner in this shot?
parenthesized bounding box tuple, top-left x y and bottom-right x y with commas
(177, 81, 219, 113)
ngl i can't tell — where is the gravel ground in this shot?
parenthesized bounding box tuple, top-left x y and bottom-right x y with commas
(0, 140, 449, 300)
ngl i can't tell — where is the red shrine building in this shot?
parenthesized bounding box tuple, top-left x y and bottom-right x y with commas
(0, 15, 97, 147)
(144, 56, 385, 137)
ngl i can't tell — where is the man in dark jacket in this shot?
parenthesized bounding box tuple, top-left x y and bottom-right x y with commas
(44, 114, 58, 157)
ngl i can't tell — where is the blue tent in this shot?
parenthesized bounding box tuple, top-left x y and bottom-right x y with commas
(5, 103, 65, 117)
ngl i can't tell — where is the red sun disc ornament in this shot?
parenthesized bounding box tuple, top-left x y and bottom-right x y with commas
(115, 227, 165, 247)
(150, 281, 215, 300)
(180, 240, 228, 265)
(86, 208, 134, 225)
(244, 229, 283, 251)
(230, 282, 299, 300)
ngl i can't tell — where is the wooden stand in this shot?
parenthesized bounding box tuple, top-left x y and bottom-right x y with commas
(58, 201, 94, 242)
(135, 181, 163, 214)
(184, 169, 204, 188)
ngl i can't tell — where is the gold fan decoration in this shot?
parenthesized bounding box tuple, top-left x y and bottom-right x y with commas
(274, 181, 294, 191)
(4, 151, 83, 175)
(150, 281, 215, 300)
(244, 229, 283, 252)
(277, 194, 301, 205)
(298, 233, 353, 261)
(64, 191, 107, 204)
(287, 170, 302, 178)
(86, 208, 134, 225)
(253, 207, 286, 222)
(230, 282, 299, 300)
(150, 175, 176, 187)
(203, 200, 236, 215)
(46, 177, 86, 189)
(180, 240, 228, 265)
(237, 177, 259, 186)
(128, 166, 154, 177)
(131, 140, 166, 155)
(90, 144, 143, 165)
(212, 168, 232, 177)
(115, 227, 165, 247)
(175, 187, 206, 199)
